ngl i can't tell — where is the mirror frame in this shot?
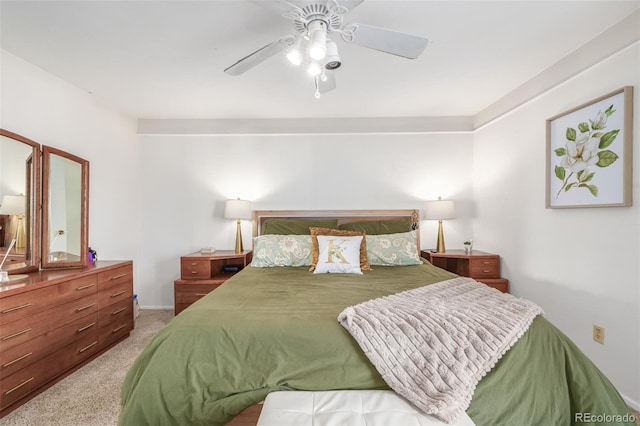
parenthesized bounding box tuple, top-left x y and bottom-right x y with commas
(0, 129, 41, 274)
(41, 145, 90, 269)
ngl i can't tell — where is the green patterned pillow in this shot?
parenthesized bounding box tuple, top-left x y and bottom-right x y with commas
(366, 231, 422, 266)
(251, 235, 312, 267)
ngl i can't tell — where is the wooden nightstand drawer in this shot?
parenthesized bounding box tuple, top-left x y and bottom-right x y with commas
(469, 257, 500, 278)
(476, 278, 509, 293)
(181, 260, 212, 280)
(175, 283, 220, 305)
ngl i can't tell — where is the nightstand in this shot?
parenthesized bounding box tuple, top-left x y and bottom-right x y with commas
(421, 250, 509, 293)
(174, 250, 252, 315)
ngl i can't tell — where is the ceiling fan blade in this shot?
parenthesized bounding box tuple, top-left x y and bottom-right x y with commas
(327, 0, 365, 14)
(247, 0, 301, 17)
(342, 23, 428, 59)
(224, 36, 294, 76)
(318, 71, 336, 93)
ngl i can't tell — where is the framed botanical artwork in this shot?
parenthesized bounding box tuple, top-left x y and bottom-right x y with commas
(546, 86, 633, 208)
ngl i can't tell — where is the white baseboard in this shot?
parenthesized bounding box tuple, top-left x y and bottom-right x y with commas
(623, 394, 640, 411)
(139, 306, 174, 311)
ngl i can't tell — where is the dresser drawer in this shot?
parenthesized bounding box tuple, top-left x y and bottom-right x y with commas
(98, 317, 132, 348)
(469, 257, 500, 278)
(98, 297, 132, 325)
(0, 275, 96, 326)
(0, 293, 97, 353)
(181, 259, 211, 280)
(0, 313, 98, 379)
(98, 264, 133, 291)
(0, 331, 98, 410)
(97, 281, 133, 309)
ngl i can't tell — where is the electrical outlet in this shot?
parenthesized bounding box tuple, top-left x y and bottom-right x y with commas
(593, 325, 605, 344)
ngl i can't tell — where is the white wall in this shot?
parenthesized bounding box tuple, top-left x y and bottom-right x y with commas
(136, 133, 474, 309)
(0, 49, 139, 263)
(473, 44, 640, 406)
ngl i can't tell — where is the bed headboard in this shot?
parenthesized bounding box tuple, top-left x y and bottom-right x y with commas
(252, 209, 421, 251)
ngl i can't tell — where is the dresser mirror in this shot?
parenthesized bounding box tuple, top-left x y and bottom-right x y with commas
(41, 145, 89, 269)
(0, 128, 89, 273)
(0, 130, 40, 274)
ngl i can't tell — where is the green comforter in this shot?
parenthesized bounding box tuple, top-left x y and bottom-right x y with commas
(119, 263, 633, 425)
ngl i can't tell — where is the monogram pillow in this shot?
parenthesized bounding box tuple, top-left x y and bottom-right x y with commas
(309, 227, 371, 272)
(313, 235, 364, 274)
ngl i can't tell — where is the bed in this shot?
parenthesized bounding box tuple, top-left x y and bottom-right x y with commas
(119, 210, 633, 426)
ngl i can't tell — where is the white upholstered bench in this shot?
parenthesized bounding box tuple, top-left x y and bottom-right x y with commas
(256, 390, 475, 426)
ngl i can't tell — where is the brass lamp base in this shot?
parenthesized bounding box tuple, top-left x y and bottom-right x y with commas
(234, 219, 243, 253)
(435, 220, 446, 253)
(15, 216, 25, 249)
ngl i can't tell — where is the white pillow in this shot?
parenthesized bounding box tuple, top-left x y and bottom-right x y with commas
(313, 235, 363, 275)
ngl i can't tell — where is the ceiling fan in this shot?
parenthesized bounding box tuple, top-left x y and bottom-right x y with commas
(224, 0, 429, 98)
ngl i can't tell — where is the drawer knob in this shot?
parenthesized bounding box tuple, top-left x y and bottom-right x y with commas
(109, 273, 127, 281)
(1, 303, 32, 314)
(111, 324, 127, 334)
(75, 283, 96, 291)
(2, 328, 31, 341)
(75, 303, 96, 312)
(78, 341, 98, 353)
(111, 290, 127, 298)
(111, 307, 127, 316)
(4, 377, 34, 395)
(3, 352, 33, 368)
(77, 322, 96, 333)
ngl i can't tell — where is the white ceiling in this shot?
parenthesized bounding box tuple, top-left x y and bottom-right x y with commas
(1, 0, 639, 121)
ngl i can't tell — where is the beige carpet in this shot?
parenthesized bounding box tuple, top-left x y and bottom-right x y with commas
(1, 309, 174, 426)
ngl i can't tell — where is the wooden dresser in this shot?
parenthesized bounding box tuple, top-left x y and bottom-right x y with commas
(421, 250, 509, 293)
(0, 261, 134, 417)
(174, 251, 252, 315)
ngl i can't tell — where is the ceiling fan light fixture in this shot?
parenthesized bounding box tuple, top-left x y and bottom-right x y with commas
(308, 20, 327, 60)
(324, 40, 341, 69)
(286, 37, 305, 65)
(287, 49, 303, 65)
(307, 61, 322, 76)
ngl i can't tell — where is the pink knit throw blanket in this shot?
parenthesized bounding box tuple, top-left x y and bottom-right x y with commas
(338, 277, 543, 424)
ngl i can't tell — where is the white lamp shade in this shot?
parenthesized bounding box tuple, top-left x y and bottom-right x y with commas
(425, 199, 455, 220)
(224, 199, 252, 220)
(0, 195, 26, 216)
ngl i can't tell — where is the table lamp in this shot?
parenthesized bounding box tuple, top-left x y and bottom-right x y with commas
(425, 196, 455, 253)
(224, 198, 252, 253)
(0, 194, 26, 249)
